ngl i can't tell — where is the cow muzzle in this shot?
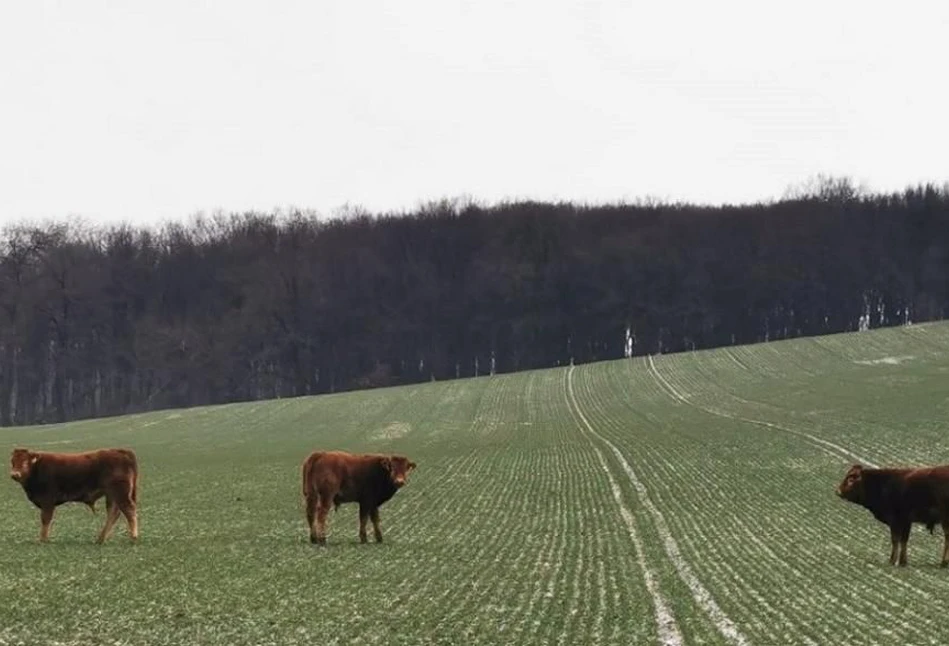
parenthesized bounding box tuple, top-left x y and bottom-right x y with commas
(10, 470, 22, 482)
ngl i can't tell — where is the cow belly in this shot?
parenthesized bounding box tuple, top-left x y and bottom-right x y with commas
(332, 490, 360, 505)
(331, 489, 382, 508)
(913, 507, 943, 526)
(57, 489, 103, 506)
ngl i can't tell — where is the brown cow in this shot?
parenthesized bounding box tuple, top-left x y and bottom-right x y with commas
(302, 450, 416, 545)
(9, 448, 139, 544)
(837, 463, 949, 566)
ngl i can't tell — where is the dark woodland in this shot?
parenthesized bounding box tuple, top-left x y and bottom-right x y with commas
(1, 179, 947, 426)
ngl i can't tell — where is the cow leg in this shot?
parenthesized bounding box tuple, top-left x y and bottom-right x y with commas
(889, 525, 901, 565)
(39, 507, 54, 542)
(306, 495, 320, 544)
(369, 508, 383, 543)
(313, 499, 330, 546)
(97, 499, 121, 544)
(112, 479, 139, 542)
(119, 501, 138, 541)
(358, 504, 370, 543)
(898, 524, 911, 566)
(941, 521, 949, 568)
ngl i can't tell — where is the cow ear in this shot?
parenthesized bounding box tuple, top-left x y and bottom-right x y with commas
(408, 461, 417, 471)
(381, 457, 392, 473)
(29, 455, 39, 465)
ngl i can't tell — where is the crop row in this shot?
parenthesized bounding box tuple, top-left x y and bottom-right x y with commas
(559, 323, 949, 644)
(2, 323, 949, 644)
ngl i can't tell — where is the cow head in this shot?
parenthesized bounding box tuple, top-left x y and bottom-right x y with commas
(836, 464, 865, 502)
(9, 448, 38, 483)
(382, 455, 417, 488)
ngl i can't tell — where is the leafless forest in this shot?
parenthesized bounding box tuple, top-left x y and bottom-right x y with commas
(1, 180, 947, 425)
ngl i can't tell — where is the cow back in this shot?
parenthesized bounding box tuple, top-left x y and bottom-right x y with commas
(22, 449, 137, 507)
(858, 467, 949, 524)
(303, 451, 399, 507)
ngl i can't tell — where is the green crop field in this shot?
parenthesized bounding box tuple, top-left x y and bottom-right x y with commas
(3, 322, 949, 645)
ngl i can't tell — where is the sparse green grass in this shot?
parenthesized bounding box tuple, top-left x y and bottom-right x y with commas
(3, 322, 949, 645)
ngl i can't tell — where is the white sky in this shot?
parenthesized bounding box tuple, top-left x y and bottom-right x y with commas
(2, 1, 948, 227)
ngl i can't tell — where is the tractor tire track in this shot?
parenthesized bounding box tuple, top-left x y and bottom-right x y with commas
(562, 370, 683, 646)
(566, 367, 749, 646)
(646, 355, 878, 468)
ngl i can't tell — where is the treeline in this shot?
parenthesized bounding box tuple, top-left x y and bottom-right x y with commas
(1, 181, 948, 426)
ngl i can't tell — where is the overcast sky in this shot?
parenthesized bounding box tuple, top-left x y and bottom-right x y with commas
(2, 1, 947, 227)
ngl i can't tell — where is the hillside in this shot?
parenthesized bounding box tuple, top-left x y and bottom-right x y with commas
(2, 322, 949, 645)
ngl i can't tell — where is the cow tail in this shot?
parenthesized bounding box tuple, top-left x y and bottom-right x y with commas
(128, 451, 139, 504)
(302, 458, 311, 498)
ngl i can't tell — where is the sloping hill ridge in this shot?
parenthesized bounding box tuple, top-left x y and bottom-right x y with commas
(2, 322, 949, 645)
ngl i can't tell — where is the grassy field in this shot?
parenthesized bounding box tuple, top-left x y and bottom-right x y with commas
(3, 322, 949, 645)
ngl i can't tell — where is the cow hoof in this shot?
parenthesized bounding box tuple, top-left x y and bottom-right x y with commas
(941, 561, 948, 569)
